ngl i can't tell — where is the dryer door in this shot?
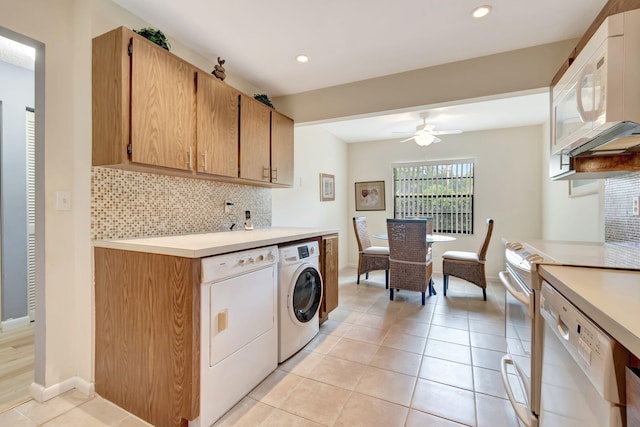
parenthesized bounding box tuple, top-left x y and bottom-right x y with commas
(289, 265, 322, 323)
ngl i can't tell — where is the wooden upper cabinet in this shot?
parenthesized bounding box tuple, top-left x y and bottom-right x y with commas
(196, 72, 239, 177)
(270, 111, 294, 186)
(92, 26, 294, 187)
(131, 37, 196, 171)
(239, 95, 271, 182)
(92, 26, 196, 171)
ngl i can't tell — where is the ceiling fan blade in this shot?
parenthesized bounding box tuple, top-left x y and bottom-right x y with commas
(432, 136, 443, 143)
(432, 129, 462, 135)
(392, 131, 417, 134)
(398, 136, 415, 143)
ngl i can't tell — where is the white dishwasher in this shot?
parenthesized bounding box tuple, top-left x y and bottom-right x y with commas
(190, 245, 278, 427)
(538, 282, 628, 427)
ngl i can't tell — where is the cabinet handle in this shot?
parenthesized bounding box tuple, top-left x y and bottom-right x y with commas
(271, 168, 278, 181)
(187, 147, 193, 170)
(262, 166, 270, 180)
(201, 151, 208, 172)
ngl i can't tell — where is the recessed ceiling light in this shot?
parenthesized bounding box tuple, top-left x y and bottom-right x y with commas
(295, 54, 309, 63)
(472, 5, 492, 18)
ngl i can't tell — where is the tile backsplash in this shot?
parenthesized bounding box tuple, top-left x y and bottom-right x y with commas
(91, 167, 272, 241)
(605, 172, 640, 245)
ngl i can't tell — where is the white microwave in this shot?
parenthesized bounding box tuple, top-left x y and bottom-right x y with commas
(551, 9, 640, 157)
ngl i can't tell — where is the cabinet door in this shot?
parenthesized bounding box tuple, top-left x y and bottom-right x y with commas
(320, 234, 339, 322)
(196, 72, 239, 177)
(271, 111, 294, 186)
(239, 95, 271, 182)
(131, 37, 196, 170)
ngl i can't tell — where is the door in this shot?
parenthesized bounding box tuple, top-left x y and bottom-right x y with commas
(209, 266, 276, 366)
(130, 37, 196, 170)
(288, 265, 322, 323)
(196, 72, 239, 177)
(26, 109, 35, 320)
(239, 94, 270, 182)
(270, 111, 293, 186)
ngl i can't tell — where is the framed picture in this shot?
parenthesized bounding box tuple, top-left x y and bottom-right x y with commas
(320, 173, 335, 201)
(568, 179, 599, 197)
(355, 181, 385, 211)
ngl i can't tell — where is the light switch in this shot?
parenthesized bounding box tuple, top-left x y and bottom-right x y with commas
(633, 196, 640, 216)
(56, 191, 71, 211)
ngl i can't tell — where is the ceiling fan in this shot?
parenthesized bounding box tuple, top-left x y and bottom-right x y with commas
(395, 116, 463, 146)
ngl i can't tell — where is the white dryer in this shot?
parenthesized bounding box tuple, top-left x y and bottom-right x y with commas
(278, 241, 323, 363)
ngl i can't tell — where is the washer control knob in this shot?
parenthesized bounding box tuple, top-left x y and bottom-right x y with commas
(257, 254, 264, 262)
(247, 257, 255, 264)
(238, 258, 245, 266)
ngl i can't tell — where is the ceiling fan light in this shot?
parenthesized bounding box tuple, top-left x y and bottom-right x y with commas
(414, 134, 436, 146)
(472, 5, 492, 18)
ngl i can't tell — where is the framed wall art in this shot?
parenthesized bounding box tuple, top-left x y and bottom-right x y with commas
(320, 173, 335, 201)
(355, 181, 385, 211)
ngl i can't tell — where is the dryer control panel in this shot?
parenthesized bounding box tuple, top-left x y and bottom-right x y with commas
(201, 245, 278, 283)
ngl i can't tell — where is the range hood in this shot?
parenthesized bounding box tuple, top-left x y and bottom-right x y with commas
(550, 123, 640, 181)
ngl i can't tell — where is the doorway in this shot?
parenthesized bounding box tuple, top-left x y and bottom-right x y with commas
(0, 29, 43, 412)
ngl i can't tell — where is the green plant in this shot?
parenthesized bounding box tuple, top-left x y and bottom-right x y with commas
(253, 94, 274, 109)
(134, 27, 171, 51)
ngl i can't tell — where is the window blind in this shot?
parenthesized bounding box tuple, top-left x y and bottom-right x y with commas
(393, 160, 474, 234)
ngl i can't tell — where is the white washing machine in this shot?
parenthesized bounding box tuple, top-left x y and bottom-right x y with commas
(278, 241, 323, 363)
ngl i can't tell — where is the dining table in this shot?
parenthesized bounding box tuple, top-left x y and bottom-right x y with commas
(371, 233, 456, 295)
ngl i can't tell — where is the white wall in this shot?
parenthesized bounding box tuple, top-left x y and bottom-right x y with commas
(540, 121, 603, 241)
(272, 126, 349, 268)
(346, 125, 544, 279)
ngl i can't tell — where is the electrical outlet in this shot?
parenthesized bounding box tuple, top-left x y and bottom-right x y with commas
(224, 200, 234, 213)
(56, 191, 71, 211)
(633, 196, 640, 216)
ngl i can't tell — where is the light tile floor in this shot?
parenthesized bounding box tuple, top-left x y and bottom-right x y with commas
(214, 269, 520, 427)
(0, 268, 520, 427)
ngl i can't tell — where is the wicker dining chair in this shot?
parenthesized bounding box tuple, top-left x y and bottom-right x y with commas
(442, 218, 494, 301)
(353, 217, 390, 288)
(386, 218, 434, 305)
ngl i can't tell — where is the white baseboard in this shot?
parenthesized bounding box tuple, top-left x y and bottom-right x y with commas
(1, 316, 30, 331)
(30, 376, 95, 403)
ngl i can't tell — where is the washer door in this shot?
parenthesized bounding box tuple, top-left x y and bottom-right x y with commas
(289, 265, 322, 324)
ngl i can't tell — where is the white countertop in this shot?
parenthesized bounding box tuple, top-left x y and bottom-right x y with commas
(504, 238, 640, 270)
(92, 227, 339, 258)
(538, 264, 640, 359)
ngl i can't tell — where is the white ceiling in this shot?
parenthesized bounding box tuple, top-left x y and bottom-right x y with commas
(312, 91, 551, 143)
(0, 35, 35, 70)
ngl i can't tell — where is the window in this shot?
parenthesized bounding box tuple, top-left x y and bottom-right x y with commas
(393, 160, 474, 234)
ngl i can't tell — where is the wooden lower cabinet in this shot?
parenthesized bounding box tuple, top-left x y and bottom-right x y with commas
(94, 248, 200, 427)
(319, 234, 339, 324)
